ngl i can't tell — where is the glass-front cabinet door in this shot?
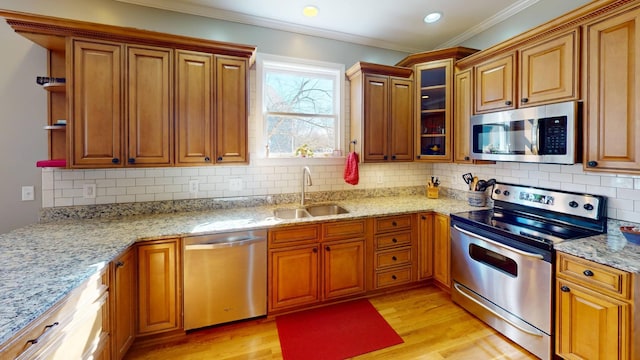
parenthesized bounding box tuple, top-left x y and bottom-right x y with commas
(416, 59, 453, 161)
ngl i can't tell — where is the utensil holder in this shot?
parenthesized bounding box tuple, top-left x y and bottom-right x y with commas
(467, 191, 486, 207)
(427, 187, 439, 199)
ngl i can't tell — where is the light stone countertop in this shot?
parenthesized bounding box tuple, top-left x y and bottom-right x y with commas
(0, 195, 473, 345)
(2, 194, 640, 346)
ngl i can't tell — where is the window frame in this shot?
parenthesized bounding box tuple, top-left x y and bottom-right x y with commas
(256, 53, 345, 161)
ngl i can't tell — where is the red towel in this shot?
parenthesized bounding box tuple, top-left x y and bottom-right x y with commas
(344, 151, 359, 185)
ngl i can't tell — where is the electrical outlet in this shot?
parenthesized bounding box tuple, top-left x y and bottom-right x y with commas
(83, 184, 96, 199)
(229, 178, 243, 191)
(188, 180, 199, 194)
(376, 173, 384, 184)
(21, 186, 34, 201)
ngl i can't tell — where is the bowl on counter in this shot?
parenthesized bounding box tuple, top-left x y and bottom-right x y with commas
(620, 226, 640, 245)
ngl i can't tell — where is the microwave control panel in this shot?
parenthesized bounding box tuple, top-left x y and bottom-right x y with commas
(539, 116, 567, 155)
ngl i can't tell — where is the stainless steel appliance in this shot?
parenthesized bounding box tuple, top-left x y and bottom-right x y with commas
(470, 101, 581, 164)
(450, 183, 606, 360)
(183, 229, 267, 330)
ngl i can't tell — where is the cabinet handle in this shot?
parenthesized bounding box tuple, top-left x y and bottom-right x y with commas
(116, 261, 124, 268)
(392, 256, 397, 261)
(587, 161, 598, 167)
(583, 270, 594, 277)
(128, 158, 135, 164)
(325, 246, 331, 251)
(26, 322, 59, 345)
(391, 275, 397, 280)
(464, 156, 470, 161)
(505, 100, 512, 106)
(112, 158, 120, 164)
(204, 156, 211, 162)
(521, 98, 529, 103)
(560, 285, 570, 292)
(312, 247, 318, 253)
(217, 156, 223, 161)
(392, 238, 398, 243)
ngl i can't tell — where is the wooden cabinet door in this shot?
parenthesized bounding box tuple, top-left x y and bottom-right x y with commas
(474, 53, 515, 113)
(454, 69, 473, 163)
(112, 247, 136, 360)
(215, 56, 248, 163)
(137, 239, 181, 335)
(433, 213, 450, 290)
(323, 239, 365, 300)
(363, 74, 389, 161)
(175, 50, 213, 165)
(269, 245, 320, 311)
(556, 279, 630, 360)
(519, 29, 579, 107)
(585, 7, 640, 173)
(389, 78, 413, 161)
(418, 213, 433, 279)
(70, 39, 123, 167)
(126, 45, 173, 166)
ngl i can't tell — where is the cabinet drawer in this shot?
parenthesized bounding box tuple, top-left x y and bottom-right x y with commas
(375, 231, 412, 250)
(375, 267, 412, 288)
(556, 252, 631, 299)
(269, 225, 320, 247)
(374, 215, 412, 233)
(322, 219, 366, 240)
(375, 247, 412, 269)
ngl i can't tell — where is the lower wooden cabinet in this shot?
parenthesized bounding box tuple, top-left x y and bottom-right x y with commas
(418, 213, 433, 279)
(111, 247, 136, 360)
(269, 244, 320, 310)
(0, 267, 110, 360)
(555, 252, 635, 360)
(137, 238, 182, 336)
(371, 214, 416, 290)
(433, 213, 450, 290)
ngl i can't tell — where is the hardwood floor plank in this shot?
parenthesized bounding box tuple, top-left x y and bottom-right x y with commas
(124, 286, 537, 360)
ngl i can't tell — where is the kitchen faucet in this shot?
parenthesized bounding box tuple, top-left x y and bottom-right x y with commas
(301, 166, 312, 206)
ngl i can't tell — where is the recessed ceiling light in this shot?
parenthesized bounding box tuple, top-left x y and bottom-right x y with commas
(424, 12, 442, 23)
(303, 5, 319, 17)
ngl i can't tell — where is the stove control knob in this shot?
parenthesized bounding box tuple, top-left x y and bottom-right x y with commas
(503, 190, 510, 196)
(583, 203, 594, 211)
(569, 201, 579, 208)
(494, 189, 501, 195)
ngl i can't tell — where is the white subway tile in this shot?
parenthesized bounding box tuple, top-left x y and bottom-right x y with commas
(116, 195, 136, 203)
(116, 178, 136, 187)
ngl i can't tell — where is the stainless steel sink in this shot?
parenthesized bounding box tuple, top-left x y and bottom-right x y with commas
(305, 204, 349, 217)
(273, 208, 311, 219)
(273, 204, 349, 219)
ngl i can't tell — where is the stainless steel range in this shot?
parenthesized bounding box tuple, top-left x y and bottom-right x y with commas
(450, 183, 607, 360)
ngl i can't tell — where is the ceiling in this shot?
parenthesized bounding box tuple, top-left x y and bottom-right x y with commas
(117, 0, 545, 53)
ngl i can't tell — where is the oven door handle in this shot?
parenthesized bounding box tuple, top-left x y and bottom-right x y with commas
(453, 224, 544, 260)
(454, 283, 544, 337)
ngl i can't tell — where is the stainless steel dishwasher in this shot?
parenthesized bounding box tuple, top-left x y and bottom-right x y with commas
(183, 229, 267, 330)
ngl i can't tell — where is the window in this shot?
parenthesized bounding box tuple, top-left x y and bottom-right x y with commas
(258, 54, 344, 158)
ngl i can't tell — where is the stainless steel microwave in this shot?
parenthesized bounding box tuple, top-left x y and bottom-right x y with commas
(470, 101, 581, 164)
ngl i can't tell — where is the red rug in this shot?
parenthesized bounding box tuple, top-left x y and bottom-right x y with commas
(276, 299, 404, 360)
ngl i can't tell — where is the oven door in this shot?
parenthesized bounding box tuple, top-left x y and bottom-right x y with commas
(451, 222, 552, 360)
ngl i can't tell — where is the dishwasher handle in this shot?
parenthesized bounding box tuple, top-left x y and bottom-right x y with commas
(185, 236, 265, 250)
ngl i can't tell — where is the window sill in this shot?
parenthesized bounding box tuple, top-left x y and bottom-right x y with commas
(253, 156, 345, 167)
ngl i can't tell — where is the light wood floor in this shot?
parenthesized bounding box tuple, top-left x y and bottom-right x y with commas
(124, 286, 538, 360)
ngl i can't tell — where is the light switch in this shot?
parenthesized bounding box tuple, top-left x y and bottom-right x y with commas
(21, 186, 35, 201)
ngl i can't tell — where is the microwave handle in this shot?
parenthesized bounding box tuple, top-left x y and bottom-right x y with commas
(531, 119, 539, 155)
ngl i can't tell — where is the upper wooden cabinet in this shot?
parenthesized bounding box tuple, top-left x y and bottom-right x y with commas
(453, 69, 474, 163)
(584, 5, 640, 173)
(1, 10, 255, 169)
(474, 53, 516, 113)
(347, 62, 414, 163)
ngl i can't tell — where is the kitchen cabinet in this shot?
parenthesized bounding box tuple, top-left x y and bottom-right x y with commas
(471, 29, 579, 114)
(215, 55, 249, 164)
(453, 68, 473, 163)
(0, 267, 110, 360)
(584, 5, 640, 173)
(555, 252, 635, 360)
(370, 214, 416, 289)
(417, 213, 433, 279)
(137, 238, 182, 336)
(111, 247, 136, 360)
(347, 62, 414, 163)
(268, 221, 366, 312)
(433, 213, 450, 290)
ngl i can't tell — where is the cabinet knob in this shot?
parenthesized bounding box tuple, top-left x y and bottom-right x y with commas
(392, 238, 398, 243)
(587, 161, 598, 167)
(521, 98, 529, 103)
(392, 256, 397, 261)
(116, 261, 124, 268)
(128, 158, 135, 164)
(391, 155, 396, 160)
(560, 285, 570, 292)
(583, 269, 594, 277)
(421, 215, 427, 220)
(204, 156, 211, 162)
(505, 100, 512, 106)
(464, 156, 470, 161)
(217, 156, 223, 161)
(112, 158, 120, 164)
(392, 221, 397, 227)
(391, 275, 397, 280)
(312, 247, 318, 253)
(325, 246, 331, 251)
(383, 155, 388, 160)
